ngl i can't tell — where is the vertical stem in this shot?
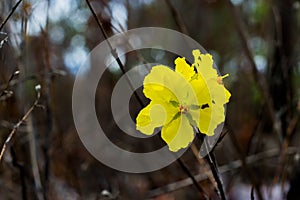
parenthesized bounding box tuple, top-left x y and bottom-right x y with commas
(203, 138, 227, 200)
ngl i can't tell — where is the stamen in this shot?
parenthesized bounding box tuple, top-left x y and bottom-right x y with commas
(217, 74, 229, 84)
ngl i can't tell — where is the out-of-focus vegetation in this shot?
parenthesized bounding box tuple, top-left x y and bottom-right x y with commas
(0, 0, 300, 199)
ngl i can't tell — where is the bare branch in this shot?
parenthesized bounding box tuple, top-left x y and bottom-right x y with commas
(0, 84, 41, 162)
(203, 137, 227, 200)
(85, 0, 144, 107)
(0, 0, 23, 31)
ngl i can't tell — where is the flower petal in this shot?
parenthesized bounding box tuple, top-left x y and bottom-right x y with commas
(192, 49, 231, 113)
(175, 57, 195, 81)
(136, 101, 178, 135)
(190, 77, 210, 106)
(197, 103, 225, 136)
(161, 115, 194, 152)
(210, 83, 229, 104)
(143, 66, 178, 103)
(144, 66, 199, 106)
(224, 88, 231, 103)
(192, 49, 217, 79)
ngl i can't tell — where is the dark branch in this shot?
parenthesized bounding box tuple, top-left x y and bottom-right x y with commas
(0, 0, 23, 31)
(203, 138, 227, 200)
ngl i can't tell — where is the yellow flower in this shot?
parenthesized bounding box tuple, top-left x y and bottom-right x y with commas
(136, 49, 231, 152)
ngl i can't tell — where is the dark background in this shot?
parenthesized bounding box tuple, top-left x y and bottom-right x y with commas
(0, 0, 300, 199)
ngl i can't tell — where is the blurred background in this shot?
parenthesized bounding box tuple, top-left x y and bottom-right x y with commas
(0, 0, 300, 199)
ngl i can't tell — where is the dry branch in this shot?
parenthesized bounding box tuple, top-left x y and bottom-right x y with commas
(0, 85, 41, 162)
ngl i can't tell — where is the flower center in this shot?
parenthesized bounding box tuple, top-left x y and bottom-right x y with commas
(179, 104, 189, 114)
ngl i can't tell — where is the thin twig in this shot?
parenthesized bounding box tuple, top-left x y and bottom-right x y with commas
(0, 70, 66, 91)
(97, 1, 152, 68)
(85, 0, 144, 107)
(176, 157, 208, 199)
(0, 84, 41, 162)
(0, 120, 28, 132)
(210, 130, 229, 153)
(85, 0, 207, 196)
(0, 0, 23, 31)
